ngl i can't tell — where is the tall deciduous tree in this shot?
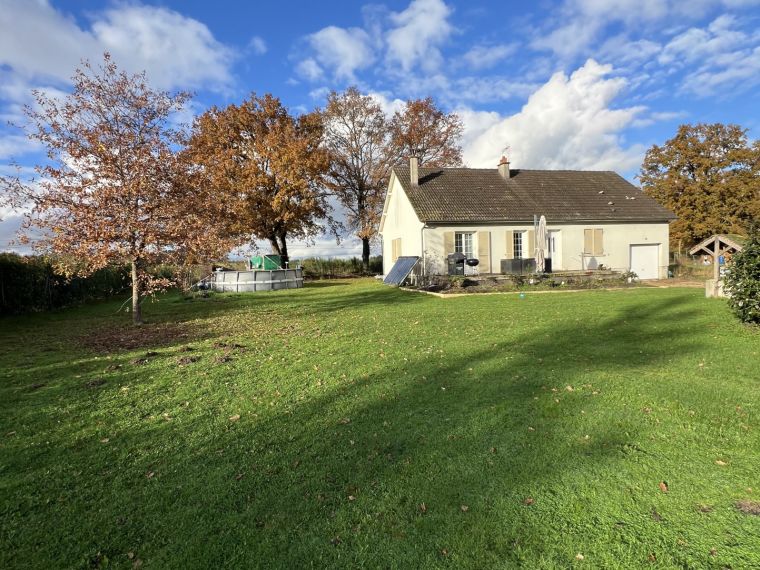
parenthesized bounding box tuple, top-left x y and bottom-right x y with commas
(0, 54, 227, 324)
(185, 94, 334, 261)
(322, 88, 392, 269)
(639, 123, 760, 247)
(388, 97, 464, 167)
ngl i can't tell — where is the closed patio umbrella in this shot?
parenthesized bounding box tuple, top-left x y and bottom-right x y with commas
(535, 215, 547, 273)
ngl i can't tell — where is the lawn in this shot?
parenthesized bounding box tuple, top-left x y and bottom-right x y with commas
(1, 279, 758, 569)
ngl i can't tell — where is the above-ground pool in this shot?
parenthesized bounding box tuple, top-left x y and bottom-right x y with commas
(211, 268, 303, 292)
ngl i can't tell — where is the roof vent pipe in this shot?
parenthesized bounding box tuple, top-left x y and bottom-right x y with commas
(410, 156, 419, 187)
(498, 155, 511, 179)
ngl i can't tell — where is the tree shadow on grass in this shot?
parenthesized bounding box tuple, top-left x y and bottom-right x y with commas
(1, 292, 717, 569)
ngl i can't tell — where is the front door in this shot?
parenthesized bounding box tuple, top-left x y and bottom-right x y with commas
(547, 230, 561, 270)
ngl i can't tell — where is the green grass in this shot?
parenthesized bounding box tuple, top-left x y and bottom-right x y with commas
(1, 280, 759, 569)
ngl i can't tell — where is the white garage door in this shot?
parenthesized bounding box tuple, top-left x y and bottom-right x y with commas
(630, 244, 660, 280)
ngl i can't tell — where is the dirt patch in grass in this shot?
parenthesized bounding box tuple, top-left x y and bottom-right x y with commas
(78, 321, 203, 353)
(736, 500, 760, 515)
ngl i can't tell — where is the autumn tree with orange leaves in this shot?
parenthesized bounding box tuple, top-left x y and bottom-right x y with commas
(388, 97, 464, 167)
(185, 94, 334, 261)
(0, 54, 230, 324)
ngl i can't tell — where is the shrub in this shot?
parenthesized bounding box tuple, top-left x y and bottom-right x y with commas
(724, 229, 760, 324)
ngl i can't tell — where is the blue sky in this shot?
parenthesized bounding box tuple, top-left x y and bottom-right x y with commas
(1, 0, 759, 256)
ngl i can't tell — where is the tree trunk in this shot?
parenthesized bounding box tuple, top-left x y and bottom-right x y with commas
(362, 237, 370, 270)
(277, 232, 289, 265)
(131, 260, 143, 325)
(268, 234, 289, 266)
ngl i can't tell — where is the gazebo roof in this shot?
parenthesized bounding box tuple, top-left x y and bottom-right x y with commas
(689, 234, 746, 256)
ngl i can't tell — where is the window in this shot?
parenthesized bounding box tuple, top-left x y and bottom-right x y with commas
(455, 232, 474, 258)
(583, 229, 604, 255)
(513, 231, 524, 259)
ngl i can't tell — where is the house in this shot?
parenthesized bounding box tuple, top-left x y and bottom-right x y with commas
(379, 157, 676, 279)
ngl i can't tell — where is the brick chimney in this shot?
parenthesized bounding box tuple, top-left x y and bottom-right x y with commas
(497, 155, 511, 180)
(409, 156, 419, 187)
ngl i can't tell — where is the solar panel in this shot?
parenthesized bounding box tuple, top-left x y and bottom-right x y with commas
(383, 256, 420, 286)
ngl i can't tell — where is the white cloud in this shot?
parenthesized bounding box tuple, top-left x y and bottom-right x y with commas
(659, 15, 760, 96)
(459, 43, 518, 70)
(386, 0, 454, 73)
(308, 87, 331, 101)
(532, 0, 756, 59)
(296, 58, 324, 81)
(248, 36, 268, 55)
(463, 60, 646, 173)
(367, 91, 406, 116)
(659, 15, 748, 65)
(305, 26, 375, 80)
(0, 0, 235, 90)
(0, 134, 39, 160)
(446, 76, 537, 104)
(630, 110, 689, 128)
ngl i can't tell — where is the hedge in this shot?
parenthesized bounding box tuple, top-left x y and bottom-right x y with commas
(0, 253, 130, 315)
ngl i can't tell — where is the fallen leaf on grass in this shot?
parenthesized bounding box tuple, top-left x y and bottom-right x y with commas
(659, 481, 669, 493)
(419, 503, 427, 513)
(229, 414, 241, 422)
(715, 460, 727, 466)
(330, 536, 341, 546)
(736, 500, 760, 515)
(648, 553, 656, 562)
(709, 548, 717, 557)
(100, 438, 110, 444)
(523, 497, 535, 506)
(145, 471, 155, 479)
(338, 418, 351, 425)
(348, 495, 356, 501)
(575, 553, 584, 560)
(235, 473, 244, 481)
(460, 504, 469, 512)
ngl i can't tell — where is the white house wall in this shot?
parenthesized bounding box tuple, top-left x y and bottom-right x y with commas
(379, 176, 423, 275)
(421, 222, 670, 278)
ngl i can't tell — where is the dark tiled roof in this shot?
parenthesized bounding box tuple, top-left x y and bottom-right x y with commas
(393, 166, 676, 223)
